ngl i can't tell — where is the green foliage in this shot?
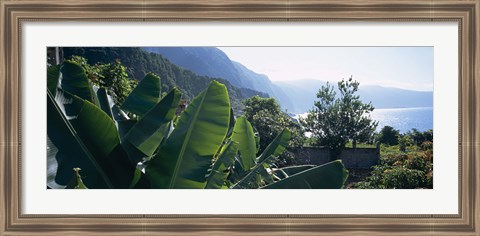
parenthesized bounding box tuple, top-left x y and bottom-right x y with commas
(345, 141, 376, 148)
(243, 96, 280, 121)
(231, 128, 291, 189)
(69, 56, 138, 106)
(355, 166, 426, 189)
(355, 147, 433, 189)
(96, 88, 114, 119)
(421, 141, 433, 151)
(377, 125, 400, 145)
(205, 141, 239, 189)
(398, 134, 413, 152)
(231, 116, 257, 171)
(407, 128, 433, 146)
(120, 73, 162, 117)
(47, 61, 348, 189)
(60, 60, 98, 104)
(272, 165, 316, 179)
(262, 160, 348, 189)
(47, 65, 60, 96)
(145, 81, 231, 189)
(48, 85, 134, 189)
(242, 96, 305, 167)
(123, 88, 181, 161)
(301, 77, 377, 160)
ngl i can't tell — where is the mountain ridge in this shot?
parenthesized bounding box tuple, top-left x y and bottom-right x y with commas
(144, 47, 432, 113)
(143, 47, 296, 111)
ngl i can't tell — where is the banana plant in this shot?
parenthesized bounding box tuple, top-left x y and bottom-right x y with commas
(47, 60, 348, 189)
(145, 80, 231, 189)
(205, 141, 239, 189)
(230, 126, 291, 189)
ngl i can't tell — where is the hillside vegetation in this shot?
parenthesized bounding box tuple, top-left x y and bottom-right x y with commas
(62, 47, 268, 112)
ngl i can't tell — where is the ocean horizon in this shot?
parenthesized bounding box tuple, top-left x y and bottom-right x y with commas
(295, 106, 433, 134)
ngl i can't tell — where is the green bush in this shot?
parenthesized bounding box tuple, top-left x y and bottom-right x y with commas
(382, 167, 426, 189)
(407, 129, 433, 146)
(377, 126, 400, 146)
(354, 148, 433, 189)
(421, 141, 433, 151)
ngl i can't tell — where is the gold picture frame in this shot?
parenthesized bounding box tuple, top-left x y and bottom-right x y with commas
(1, 0, 479, 235)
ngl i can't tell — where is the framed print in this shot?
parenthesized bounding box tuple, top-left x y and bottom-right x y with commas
(1, 0, 479, 235)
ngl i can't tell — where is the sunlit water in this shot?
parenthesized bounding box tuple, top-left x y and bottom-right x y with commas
(294, 107, 433, 134)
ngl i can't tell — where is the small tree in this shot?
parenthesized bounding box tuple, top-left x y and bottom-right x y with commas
(378, 126, 400, 146)
(301, 77, 377, 160)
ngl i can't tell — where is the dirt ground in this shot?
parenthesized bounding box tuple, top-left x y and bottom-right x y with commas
(344, 169, 372, 189)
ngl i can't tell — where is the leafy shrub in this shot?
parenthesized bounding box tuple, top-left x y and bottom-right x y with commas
(407, 129, 433, 146)
(421, 141, 433, 151)
(377, 126, 400, 145)
(382, 167, 425, 188)
(354, 148, 433, 189)
(398, 134, 413, 152)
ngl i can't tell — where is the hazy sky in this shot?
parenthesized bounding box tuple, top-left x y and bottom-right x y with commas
(218, 47, 433, 91)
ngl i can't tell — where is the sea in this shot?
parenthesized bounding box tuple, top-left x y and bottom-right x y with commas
(294, 107, 433, 134)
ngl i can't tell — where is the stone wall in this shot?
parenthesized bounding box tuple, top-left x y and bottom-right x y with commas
(291, 145, 380, 169)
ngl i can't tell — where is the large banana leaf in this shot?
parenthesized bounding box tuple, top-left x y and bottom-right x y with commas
(47, 136, 64, 188)
(123, 88, 180, 159)
(273, 165, 316, 179)
(96, 87, 114, 119)
(47, 90, 112, 188)
(262, 160, 348, 189)
(49, 89, 135, 188)
(146, 81, 231, 189)
(112, 105, 136, 140)
(257, 128, 290, 164)
(112, 104, 130, 121)
(60, 60, 97, 104)
(231, 116, 256, 171)
(65, 92, 136, 188)
(120, 73, 161, 116)
(225, 108, 235, 138)
(257, 163, 275, 185)
(205, 141, 238, 189)
(102, 143, 144, 188)
(113, 102, 144, 165)
(47, 65, 60, 96)
(231, 154, 276, 189)
(211, 108, 235, 166)
(66, 95, 120, 158)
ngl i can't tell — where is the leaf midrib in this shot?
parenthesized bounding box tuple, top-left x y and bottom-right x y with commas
(245, 119, 256, 169)
(168, 91, 207, 188)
